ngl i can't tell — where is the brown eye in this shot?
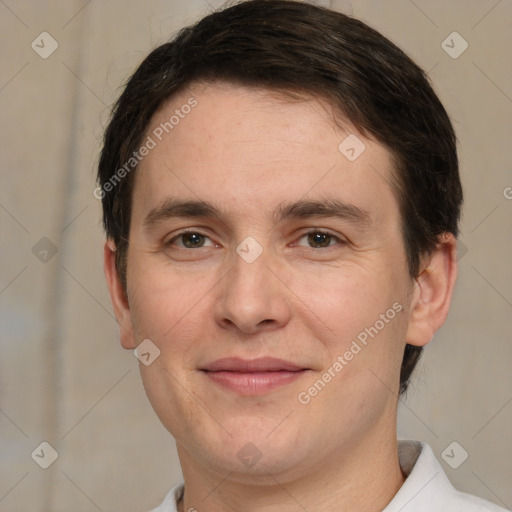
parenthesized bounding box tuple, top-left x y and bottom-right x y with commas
(307, 232, 333, 248)
(295, 230, 343, 249)
(181, 232, 205, 248)
(167, 231, 214, 249)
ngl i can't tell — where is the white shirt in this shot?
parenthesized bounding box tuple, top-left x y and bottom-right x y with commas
(149, 440, 509, 511)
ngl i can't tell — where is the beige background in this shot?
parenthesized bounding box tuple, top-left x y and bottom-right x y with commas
(1, 0, 511, 510)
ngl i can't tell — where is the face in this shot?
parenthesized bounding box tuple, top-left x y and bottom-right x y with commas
(109, 82, 428, 482)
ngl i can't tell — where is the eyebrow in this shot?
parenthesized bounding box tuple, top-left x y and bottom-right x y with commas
(143, 197, 372, 229)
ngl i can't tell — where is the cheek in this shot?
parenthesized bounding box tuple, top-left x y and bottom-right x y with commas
(128, 248, 190, 331)
(288, 261, 409, 398)
(126, 252, 216, 368)
(288, 261, 400, 339)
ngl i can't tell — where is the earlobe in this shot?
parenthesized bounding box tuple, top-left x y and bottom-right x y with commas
(103, 239, 136, 349)
(405, 233, 458, 347)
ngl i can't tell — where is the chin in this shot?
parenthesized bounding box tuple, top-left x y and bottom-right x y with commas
(188, 425, 311, 480)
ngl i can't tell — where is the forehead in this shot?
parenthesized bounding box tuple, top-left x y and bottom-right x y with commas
(132, 81, 399, 228)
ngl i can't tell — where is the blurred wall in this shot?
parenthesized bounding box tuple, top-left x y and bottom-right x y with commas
(0, 1, 511, 510)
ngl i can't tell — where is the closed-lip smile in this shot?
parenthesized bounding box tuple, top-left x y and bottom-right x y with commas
(200, 357, 309, 395)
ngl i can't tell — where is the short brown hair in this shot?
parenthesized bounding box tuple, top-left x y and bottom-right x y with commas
(97, 0, 463, 394)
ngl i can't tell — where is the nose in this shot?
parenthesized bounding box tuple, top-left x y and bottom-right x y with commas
(214, 244, 292, 335)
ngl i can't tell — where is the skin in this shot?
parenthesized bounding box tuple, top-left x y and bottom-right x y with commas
(104, 81, 457, 512)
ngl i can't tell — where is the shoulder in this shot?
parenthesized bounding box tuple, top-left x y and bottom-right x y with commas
(386, 441, 510, 512)
(450, 489, 510, 512)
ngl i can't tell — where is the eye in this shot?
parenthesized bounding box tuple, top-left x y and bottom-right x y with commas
(295, 230, 344, 249)
(166, 230, 215, 249)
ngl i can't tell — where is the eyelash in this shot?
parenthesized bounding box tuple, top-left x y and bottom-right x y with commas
(165, 229, 345, 250)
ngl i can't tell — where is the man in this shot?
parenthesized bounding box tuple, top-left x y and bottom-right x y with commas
(97, 1, 509, 510)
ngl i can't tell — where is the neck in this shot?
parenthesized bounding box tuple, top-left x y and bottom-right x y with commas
(176, 428, 405, 512)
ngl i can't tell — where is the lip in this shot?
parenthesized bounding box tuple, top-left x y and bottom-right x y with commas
(200, 357, 309, 395)
(201, 357, 306, 372)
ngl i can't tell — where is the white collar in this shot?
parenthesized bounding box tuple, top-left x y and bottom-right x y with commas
(385, 441, 507, 511)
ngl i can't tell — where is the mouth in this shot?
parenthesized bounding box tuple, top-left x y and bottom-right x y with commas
(200, 357, 310, 395)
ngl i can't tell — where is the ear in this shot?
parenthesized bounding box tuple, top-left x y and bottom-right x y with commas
(405, 233, 458, 347)
(103, 239, 136, 349)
